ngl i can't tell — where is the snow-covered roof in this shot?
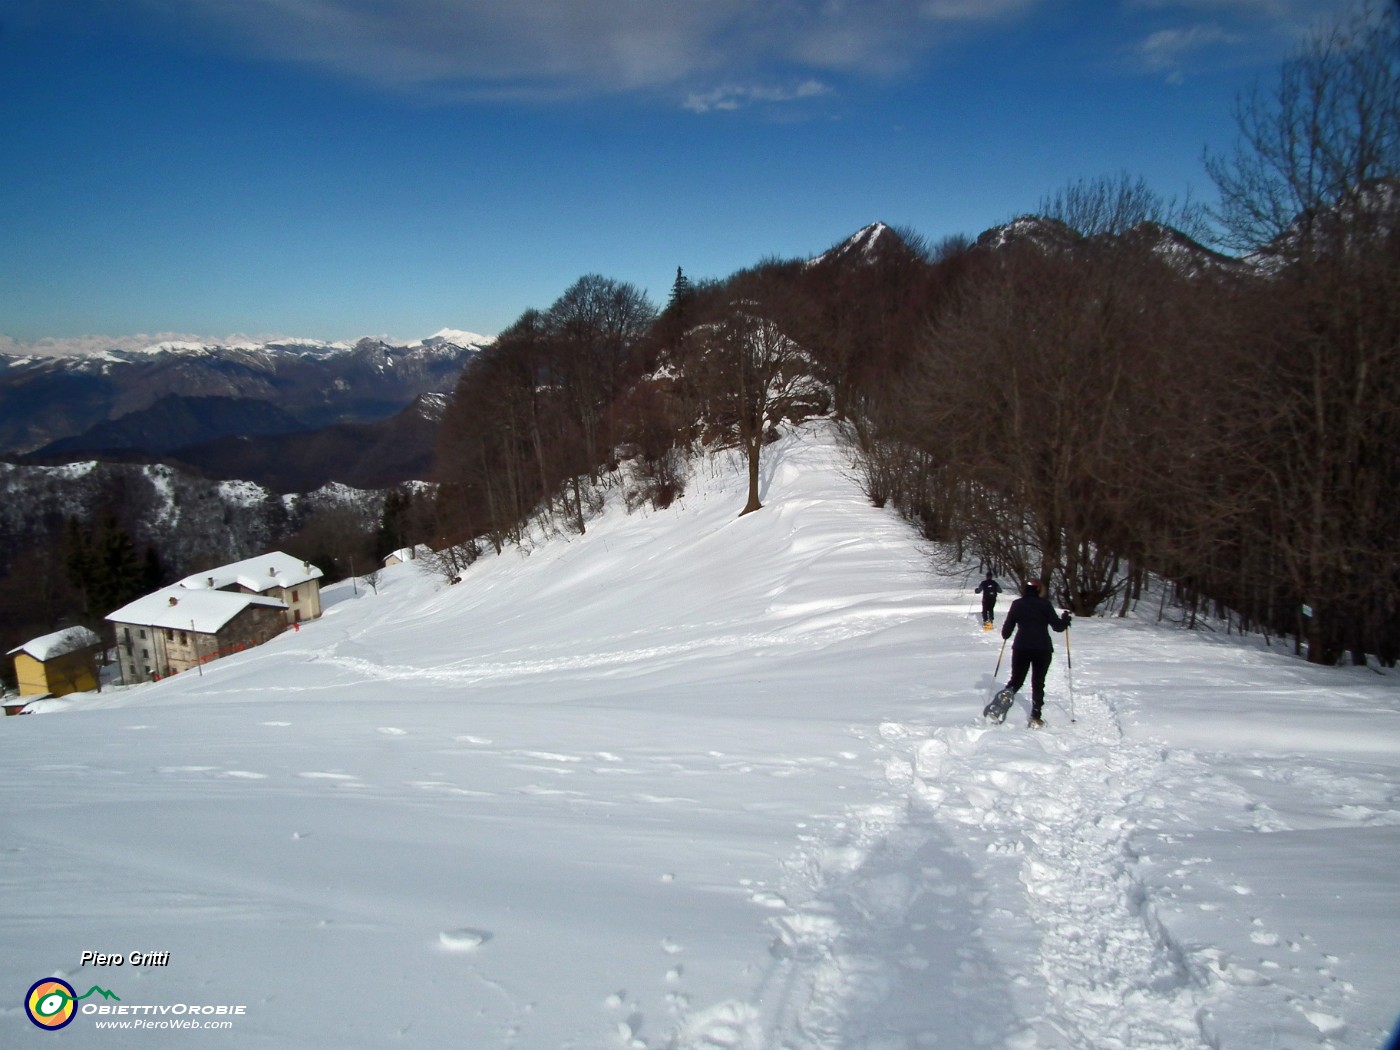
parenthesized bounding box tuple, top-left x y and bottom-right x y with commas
(177, 552, 323, 594)
(106, 587, 286, 634)
(7, 626, 102, 661)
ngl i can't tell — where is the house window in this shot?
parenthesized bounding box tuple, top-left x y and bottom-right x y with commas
(139, 629, 147, 640)
(166, 628, 174, 641)
(291, 589, 299, 603)
(141, 648, 149, 659)
(180, 631, 188, 646)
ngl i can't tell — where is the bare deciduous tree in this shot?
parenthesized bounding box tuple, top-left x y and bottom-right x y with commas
(1206, 0, 1398, 259)
(1207, 0, 1400, 663)
(687, 278, 825, 516)
(1040, 171, 1209, 242)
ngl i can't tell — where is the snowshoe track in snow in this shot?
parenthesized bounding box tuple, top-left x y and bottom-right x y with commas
(733, 688, 1214, 1050)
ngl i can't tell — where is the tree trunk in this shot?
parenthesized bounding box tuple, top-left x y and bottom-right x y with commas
(740, 436, 763, 516)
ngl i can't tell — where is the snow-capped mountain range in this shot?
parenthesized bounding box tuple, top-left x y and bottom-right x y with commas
(0, 330, 493, 461)
(0, 328, 494, 366)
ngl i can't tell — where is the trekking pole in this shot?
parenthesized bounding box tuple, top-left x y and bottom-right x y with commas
(1064, 621, 1076, 723)
(994, 637, 1007, 679)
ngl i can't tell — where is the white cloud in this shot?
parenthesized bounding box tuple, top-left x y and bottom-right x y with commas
(1123, 0, 1356, 79)
(126, 0, 1049, 102)
(1139, 22, 1238, 69)
(920, 0, 1041, 19)
(1124, 0, 1356, 36)
(682, 79, 831, 115)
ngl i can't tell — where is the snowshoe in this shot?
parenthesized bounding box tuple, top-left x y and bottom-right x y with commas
(983, 687, 1015, 724)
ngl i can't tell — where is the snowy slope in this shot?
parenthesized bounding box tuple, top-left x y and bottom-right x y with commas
(3, 423, 1398, 1049)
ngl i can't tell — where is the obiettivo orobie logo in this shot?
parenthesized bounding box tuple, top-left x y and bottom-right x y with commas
(24, 978, 120, 1031)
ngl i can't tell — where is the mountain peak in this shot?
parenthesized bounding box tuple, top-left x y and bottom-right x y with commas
(808, 222, 916, 268)
(973, 215, 1082, 254)
(420, 328, 496, 348)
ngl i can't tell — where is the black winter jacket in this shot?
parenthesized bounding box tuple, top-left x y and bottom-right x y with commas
(1001, 593, 1070, 652)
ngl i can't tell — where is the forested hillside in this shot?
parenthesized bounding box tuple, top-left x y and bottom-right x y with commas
(425, 5, 1398, 668)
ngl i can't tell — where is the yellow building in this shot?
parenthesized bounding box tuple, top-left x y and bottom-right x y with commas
(6, 626, 102, 700)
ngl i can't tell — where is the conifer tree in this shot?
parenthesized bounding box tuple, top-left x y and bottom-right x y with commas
(667, 267, 692, 311)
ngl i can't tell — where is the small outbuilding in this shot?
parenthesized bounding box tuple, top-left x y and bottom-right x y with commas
(6, 626, 103, 703)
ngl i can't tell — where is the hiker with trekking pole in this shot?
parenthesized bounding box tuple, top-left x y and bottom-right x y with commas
(974, 571, 1003, 630)
(982, 578, 1071, 727)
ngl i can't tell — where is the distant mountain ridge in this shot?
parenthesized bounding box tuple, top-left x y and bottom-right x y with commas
(28, 395, 309, 458)
(973, 215, 1243, 276)
(0, 330, 492, 458)
(16, 392, 443, 493)
(810, 217, 1242, 280)
(167, 392, 450, 493)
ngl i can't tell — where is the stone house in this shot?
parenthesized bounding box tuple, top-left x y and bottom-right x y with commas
(106, 588, 288, 685)
(177, 552, 324, 626)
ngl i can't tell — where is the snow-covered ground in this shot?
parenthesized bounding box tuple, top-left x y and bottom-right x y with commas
(4, 423, 1398, 1049)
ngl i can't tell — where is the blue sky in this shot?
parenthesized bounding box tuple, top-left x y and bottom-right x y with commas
(0, 0, 1353, 351)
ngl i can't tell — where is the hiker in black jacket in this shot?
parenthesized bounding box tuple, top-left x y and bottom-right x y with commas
(1000, 579, 1071, 727)
(974, 572, 1002, 627)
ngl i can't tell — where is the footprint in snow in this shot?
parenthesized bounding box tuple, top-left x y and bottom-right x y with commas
(670, 1001, 761, 1049)
(438, 927, 492, 951)
(750, 890, 788, 909)
(1301, 1008, 1347, 1038)
(518, 750, 583, 763)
